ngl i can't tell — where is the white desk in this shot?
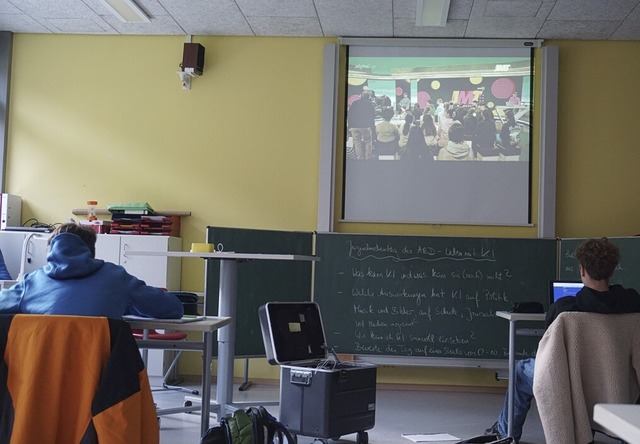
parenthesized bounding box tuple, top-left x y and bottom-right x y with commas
(495, 311, 546, 438)
(594, 404, 640, 444)
(126, 316, 231, 436)
(124, 250, 318, 422)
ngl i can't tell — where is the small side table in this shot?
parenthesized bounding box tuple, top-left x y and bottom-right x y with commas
(495, 311, 546, 438)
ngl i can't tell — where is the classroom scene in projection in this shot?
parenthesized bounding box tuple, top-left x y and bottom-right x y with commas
(346, 55, 531, 162)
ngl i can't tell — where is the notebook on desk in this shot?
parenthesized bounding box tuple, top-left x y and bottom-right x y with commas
(122, 315, 205, 323)
(550, 280, 583, 304)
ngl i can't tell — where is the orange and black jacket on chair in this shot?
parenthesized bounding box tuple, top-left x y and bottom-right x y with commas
(0, 314, 159, 444)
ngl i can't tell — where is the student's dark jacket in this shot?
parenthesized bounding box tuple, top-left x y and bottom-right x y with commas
(546, 284, 640, 327)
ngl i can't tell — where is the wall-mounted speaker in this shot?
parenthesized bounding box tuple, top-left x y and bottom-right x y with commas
(182, 43, 205, 75)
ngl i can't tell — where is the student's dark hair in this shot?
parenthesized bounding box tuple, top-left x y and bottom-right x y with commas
(381, 107, 394, 121)
(402, 113, 414, 135)
(421, 114, 437, 137)
(575, 237, 620, 281)
(48, 223, 97, 258)
(448, 122, 465, 144)
(407, 125, 429, 151)
(483, 108, 494, 121)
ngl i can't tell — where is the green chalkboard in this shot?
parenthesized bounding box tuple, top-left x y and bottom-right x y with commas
(205, 227, 314, 357)
(559, 237, 640, 290)
(314, 233, 557, 362)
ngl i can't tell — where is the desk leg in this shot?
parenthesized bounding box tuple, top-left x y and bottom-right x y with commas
(507, 320, 515, 438)
(216, 259, 238, 417)
(142, 329, 149, 365)
(201, 330, 214, 436)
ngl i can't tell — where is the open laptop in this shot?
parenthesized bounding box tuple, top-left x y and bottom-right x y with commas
(550, 280, 583, 304)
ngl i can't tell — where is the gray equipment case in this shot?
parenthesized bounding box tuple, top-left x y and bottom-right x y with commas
(259, 302, 376, 444)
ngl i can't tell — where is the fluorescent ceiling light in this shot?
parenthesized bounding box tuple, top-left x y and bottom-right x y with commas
(100, 0, 150, 23)
(416, 0, 450, 27)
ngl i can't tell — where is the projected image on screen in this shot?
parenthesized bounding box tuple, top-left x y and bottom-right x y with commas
(342, 45, 534, 225)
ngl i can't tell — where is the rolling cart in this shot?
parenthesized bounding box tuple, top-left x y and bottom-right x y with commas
(259, 302, 376, 444)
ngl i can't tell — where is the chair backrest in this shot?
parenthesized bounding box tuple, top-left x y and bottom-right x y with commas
(0, 314, 159, 444)
(533, 312, 640, 443)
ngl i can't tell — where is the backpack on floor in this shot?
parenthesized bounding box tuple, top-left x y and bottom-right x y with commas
(246, 406, 295, 444)
(200, 407, 295, 444)
(200, 425, 231, 444)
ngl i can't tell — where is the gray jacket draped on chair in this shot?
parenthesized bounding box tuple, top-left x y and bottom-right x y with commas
(533, 312, 640, 444)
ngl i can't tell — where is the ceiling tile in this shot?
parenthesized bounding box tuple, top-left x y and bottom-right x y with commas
(611, 5, 640, 39)
(236, 0, 317, 18)
(161, 0, 253, 35)
(0, 13, 50, 32)
(539, 19, 619, 39)
(394, 18, 467, 37)
(247, 16, 323, 36)
(0, 1, 21, 14)
(12, 0, 96, 18)
(484, 1, 542, 17)
(315, 0, 393, 37)
(548, 0, 637, 20)
(449, 0, 474, 20)
(131, 0, 171, 17)
(465, 16, 545, 38)
(101, 13, 184, 35)
(393, 0, 416, 19)
(46, 17, 114, 33)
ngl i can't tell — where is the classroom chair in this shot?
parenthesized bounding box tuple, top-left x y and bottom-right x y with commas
(0, 314, 158, 443)
(533, 312, 640, 443)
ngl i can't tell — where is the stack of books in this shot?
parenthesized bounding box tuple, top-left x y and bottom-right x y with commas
(107, 203, 180, 236)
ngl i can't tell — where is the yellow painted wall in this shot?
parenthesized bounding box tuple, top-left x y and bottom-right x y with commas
(6, 36, 640, 388)
(552, 40, 640, 237)
(7, 34, 328, 291)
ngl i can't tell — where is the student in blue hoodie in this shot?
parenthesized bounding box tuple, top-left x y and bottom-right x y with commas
(0, 223, 184, 319)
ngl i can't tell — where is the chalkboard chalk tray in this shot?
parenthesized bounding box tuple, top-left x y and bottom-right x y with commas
(314, 233, 557, 365)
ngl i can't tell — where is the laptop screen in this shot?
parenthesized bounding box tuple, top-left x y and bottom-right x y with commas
(550, 281, 583, 304)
